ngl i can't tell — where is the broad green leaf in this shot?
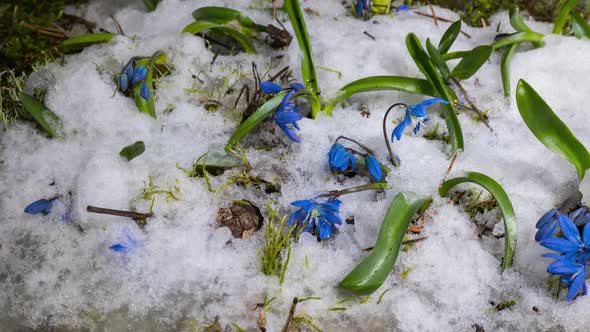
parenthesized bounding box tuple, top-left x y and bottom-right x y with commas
(19, 93, 63, 138)
(509, 6, 542, 48)
(406, 33, 464, 155)
(225, 93, 286, 152)
(324, 76, 439, 116)
(451, 45, 492, 80)
(438, 20, 461, 54)
(516, 80, 590, 178)
(439, 172, 517, 270)
(133, 51, 167, 118)
(339, 193, 431, 294)
(192, 6, 266, 35)
(370, 0, 392, 14)
(182, 21, 257, 54)
(58, 32, 117, 53)
(441, 50, 471, 61)
(119, 141, 145, 161)
(553, 0, 581, 34)
(426, 38, 451, 81)
(493, 32, 544, 50)
(500, 43, 518, 97)
(143, 0, 160, 12)
(571, 13, 590, 38)
(284, 0, 320, 95)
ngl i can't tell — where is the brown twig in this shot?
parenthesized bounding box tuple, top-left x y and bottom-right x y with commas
(363, 237, 428, 251)
(111, 15, 124, 35)
(363, 31, 376, 40)
(451, 77, 491, 130)
(440, 150, 459, 186)
(412, 12, 471, 38)
(86, 205, 152, 220)
(282, 297, 299, 332)
(427, 1, 438, 26)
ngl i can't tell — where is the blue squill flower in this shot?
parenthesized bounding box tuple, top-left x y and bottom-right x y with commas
(569, 207, 590, 227)
(275, 89, 304, 142)
(535, 208, 558, 242)
(365, 154, 382, 181)
(109, 227, 140, 254)
(328, 143, 355, 172)
(118, 73, 129, 92)
(543, 253, 588, 302)
(260, 81, 282, 94)
(140, 82, 150, 100)
(288, 198, 343, 241)
(24, 197, 57, 215)
(131, 66, 148, 84)
(355, 0, 371, 17)
(396, 5, 410, 12)
(391, 98, 449, 141)
(540, 213, 590, 262)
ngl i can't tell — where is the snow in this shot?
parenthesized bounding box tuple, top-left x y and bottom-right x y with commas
(1, 0, 589, 330)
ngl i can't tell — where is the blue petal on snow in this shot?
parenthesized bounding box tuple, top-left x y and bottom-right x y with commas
(24, 198, 56, 215)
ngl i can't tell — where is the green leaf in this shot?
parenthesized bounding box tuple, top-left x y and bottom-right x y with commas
(192, 6, 266, 34)
(451, 45, 492, 80)
(133, 51, 167, 118)
(553, 0, 581, 34)
(339, 193, 431, 294)
(406, 33, 464, 155)
(438, 20, 461, 54)
(509, 5, 534, 33)
(19, 92, 63, 138)
(143, 0, 160, 12)
(439, 172, 517, 270)
(191, 152, 243, 176)
(516, 80, 590, 178)
(324, 76, 439, 116)
(58, 32, 117, 53)
(284, 0, 320, 95)
(500, 43, 518, 97)
(571, 13, 590, 39)
(119, 141, 145, 161)
(426, 38, 451, 81)
(225, 93, 286, 152)
(182, 21, 257, 54)
(492, 32, 544, 50)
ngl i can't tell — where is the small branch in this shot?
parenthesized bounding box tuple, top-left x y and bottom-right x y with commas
(440, 150, 459, 186)
(363, 236, 428, 251)
(412, 12, 471, 38)
(451, 78, 492, 130)
(363, 31, 376, 40)
(427, 1, 438, 26)
(111, 15, 124, 35)
(316, 183, 388, 199)
(86, 205, 152, 220)
(282, 297, 299, 332)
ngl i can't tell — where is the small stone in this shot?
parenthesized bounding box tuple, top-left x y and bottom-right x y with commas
(217, 200, 263, 238)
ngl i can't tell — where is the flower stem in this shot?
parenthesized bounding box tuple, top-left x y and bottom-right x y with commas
(382, 103, 406, 167)
(335, 135, 375, 155)
(317, 182, 388, 199)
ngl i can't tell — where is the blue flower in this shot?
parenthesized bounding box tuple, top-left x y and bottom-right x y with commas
(109, 227, 140, 254)
(260, 81, 282, 94)
(569, 207, 590, 227)
(24, 197, 57, 215)
(328, 143, 355, 172)
(396, 5, 410, 12)
(140, 82, 150, 100)
(535, 208, 558, 242)
(391, 98, 449, 141)
(288, 199, 343, 241)
(543, 253, 588, 302)
(365, 154, 382, 181)
(131, 66, 148, 84)
(275, 90, 303, 142)
(540, 213, 590, 262)
(118, 73, 129, 92)
(355, 0, 371, 17)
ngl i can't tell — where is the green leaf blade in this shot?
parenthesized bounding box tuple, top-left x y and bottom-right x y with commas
(500, 43, 518, 97)
(426, 38, 451, 81)
(284, 0, 320, 95)
(58, 32, 117, 54)
(439, 172, 517, 270)
(571, 13, 590, 39)
(119, 141, 145, 161)
(192, 6, 266, 33)
(182, 21, 257, 54)
(515, 80, 590, 178)
(339, 193, 431, 294)
(438, 20, 461, 54)
(553, 0, 581, 34)
(492, 32, 544, 50)
(325, 76, 439, 116)
(19, 93, 63, 138)
(451, 45, 493, 80)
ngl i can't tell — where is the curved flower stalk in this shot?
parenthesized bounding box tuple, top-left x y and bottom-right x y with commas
(537, 211, 590, 301)
(382, 98, 448, 167)
(117, 51, 167, 118)
(327, 136, 388, 181)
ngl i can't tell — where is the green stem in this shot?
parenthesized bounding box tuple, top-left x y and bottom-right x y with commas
(382, 103, 406, 167)
(492, 32, 544, 50)
(335, 135, 375, 156)
(317, 182, 388, 199)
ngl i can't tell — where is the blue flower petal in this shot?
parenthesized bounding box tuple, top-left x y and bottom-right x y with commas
(541, 237, 581, 253)
(275, 110, 303, 125)
(583, 222, 590, 247)
(125, 63, 134, 78)
(291, 199, 317, 211)
(365, 155, 382, 181)
(558, 213, 583, 246)
(535, 221, 558, 242)
(396, 4, 409, 11)
(131, 66, 148, 84)
(277, 123, 300, 142)
(119, 73, 129, 92)
(140, 82, 150, 100)
(567, 265, 587, 302)
(323, 199, 342, 212)
(536, 208, 557, 229)
(569, 207, 587, 221)
(24, 198, 55, 215)
(318, 220, 333, 240)
(547, 259, 583, 275)
(109, 243, 129, 253)
(289, 208, 309, 227)
(289, 82, 305, 91)
(260, 81, 282, 94)
(392, 110, 412, 141)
